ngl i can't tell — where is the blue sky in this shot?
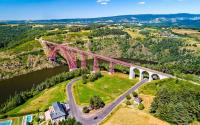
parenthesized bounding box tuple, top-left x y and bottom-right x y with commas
(0, 0, 200, 20)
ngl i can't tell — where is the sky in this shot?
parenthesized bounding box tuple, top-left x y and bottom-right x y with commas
(0, 0, 200, 20)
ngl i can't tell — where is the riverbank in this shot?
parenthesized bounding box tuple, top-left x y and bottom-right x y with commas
(0, 65, 68, 103)
(7, 81, 67, 115)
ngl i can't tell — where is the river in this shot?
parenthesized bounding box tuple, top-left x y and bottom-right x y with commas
(0, 65, 68, 103)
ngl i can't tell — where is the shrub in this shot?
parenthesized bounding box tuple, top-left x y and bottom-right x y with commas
(61, 117, 82, 125)
(126, 100, 131, 105)
(90, 96, 105, 110)
(126, 95, 131, 100)
(0, 114, 7, 119)
(34, 115, 40, 122)
(88, 72, 102, 82)
(96, 71, 102, 78)
(138, 103, 144, 110)
(132, 92, 138, 97)
(88, 73, 97, 82)
(82, 74, 87, 84)
(82, 106, 90, 113)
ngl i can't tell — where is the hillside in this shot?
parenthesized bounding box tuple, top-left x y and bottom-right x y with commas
(1, 13, 200, 27)
(0, 24, 200, 83)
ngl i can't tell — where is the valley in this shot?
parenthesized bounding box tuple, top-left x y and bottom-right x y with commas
(0, 22, 200, 125)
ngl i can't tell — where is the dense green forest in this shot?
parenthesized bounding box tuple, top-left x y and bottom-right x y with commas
(0, 24, 67, 49)
(0, 25, 41, 48)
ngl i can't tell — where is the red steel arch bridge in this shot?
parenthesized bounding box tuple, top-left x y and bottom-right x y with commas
(40, 40, 174, 82)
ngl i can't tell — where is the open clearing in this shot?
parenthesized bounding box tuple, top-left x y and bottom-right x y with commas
(7, 81, 68, 115)
(101, 105, 169, 125)
(172, 29, 200, 35)
(73, 73, 139, 106)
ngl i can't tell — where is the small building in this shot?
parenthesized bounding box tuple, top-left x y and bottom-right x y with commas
(134, 97, 142, 105)
(45, 102, 70, 124)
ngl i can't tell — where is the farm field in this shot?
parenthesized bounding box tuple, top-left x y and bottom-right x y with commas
(73, 73, 139, 106)
(172, 28, 200, 35)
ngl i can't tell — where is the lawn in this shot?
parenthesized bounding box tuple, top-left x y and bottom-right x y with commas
(73, 73, 139, 106)
(7, 81, 68, 115)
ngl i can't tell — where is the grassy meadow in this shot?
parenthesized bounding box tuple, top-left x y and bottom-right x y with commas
(73, 73, 139, 106)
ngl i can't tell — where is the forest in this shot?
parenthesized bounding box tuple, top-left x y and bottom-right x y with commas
(139, 78, 200, 125)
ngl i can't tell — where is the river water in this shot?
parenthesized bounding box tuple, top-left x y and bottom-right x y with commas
(0, 65, 68, 103)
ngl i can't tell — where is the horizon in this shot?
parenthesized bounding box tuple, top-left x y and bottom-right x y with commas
(1, 0, 200, 20)
(1, 13, 200, 21)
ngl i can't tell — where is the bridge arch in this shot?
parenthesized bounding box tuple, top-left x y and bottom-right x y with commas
(129, 66, 166, 82)
(129, 67, 141, 79)
(140, 70, 149, 81)
(49, 45, 77, 70)
(150, 74, 160, 80)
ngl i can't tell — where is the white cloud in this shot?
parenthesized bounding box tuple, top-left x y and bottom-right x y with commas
(97, 0, 110, 5)
(138, 1, 146, 5)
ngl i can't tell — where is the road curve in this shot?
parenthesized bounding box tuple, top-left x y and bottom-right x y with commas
(66, 78, 148, 125)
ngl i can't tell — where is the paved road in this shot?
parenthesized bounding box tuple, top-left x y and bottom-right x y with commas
(66, 78, 148, 125)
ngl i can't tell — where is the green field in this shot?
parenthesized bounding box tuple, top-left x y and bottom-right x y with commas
(73, 73, 139, 106)
(7, 81, 68, 115)
(138, 78, 200, 96)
